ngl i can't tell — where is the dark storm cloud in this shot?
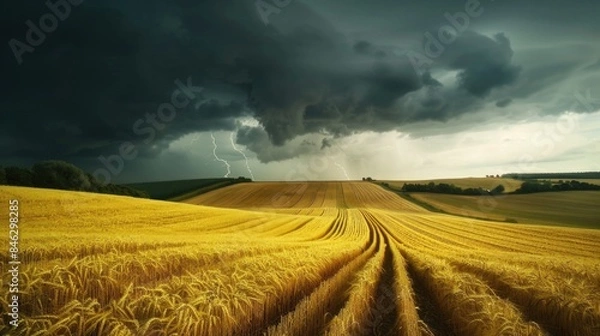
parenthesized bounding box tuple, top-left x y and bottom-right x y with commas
(1, 0, 251, 165)
(321, 138, 333, 149)
(353, 41, 386, 58)
(235, 125, 315, 162)
(2, 0, 599, 167)
(437, 32, 521, 97)
(361, 61, 423, 108)
(496, 98, 513, 108)
(584, 59, 600, 71)
(421, 72, 443, 87)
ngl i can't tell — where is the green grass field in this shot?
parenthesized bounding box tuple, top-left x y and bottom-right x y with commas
(383, 177, 523, 193)
(409, 191, 600, 229)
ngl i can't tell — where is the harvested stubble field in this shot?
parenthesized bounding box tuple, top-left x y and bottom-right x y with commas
(1, 183, 599, 335)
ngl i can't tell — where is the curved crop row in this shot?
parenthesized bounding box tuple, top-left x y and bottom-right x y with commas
(265, 221, 380, 335)
(402, 250, 547, 336)
(325, 225, 387, 336)
(450, 258, 600, 335)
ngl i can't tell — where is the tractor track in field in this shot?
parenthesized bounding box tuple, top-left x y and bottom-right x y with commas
(363, 209, 455, 336)
(360, 211, 401, 336)
(367, 246, 400, 336)
(256, 220, 380, 336)
(402, 255, 457, 336)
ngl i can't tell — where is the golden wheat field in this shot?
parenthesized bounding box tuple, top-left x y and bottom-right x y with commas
(1, 182, 600, 336)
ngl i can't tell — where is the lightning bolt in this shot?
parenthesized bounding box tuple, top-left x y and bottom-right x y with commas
(210, 133, 231, 178)
(334, 161, 351, 180)
(230, 132, 255, 180)
(330, 135, 351, 181)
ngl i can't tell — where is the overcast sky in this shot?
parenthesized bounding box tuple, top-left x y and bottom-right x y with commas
(2, 0, 599, 183)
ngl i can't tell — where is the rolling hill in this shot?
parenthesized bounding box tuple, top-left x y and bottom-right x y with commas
(1, 183, 598, 335)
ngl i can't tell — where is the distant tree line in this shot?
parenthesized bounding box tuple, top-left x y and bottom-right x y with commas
(514, 180, 600, 194)
(400, 182, 505, 196)
(387, 179, 599, 196)
(503, 172, 600, 180)
(0, 161, 149, 198)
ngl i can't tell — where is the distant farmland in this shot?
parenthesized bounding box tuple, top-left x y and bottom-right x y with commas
(382, 177, 523, 193)
(123, 177, 250, 200)
(410, 191, 600, 229)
